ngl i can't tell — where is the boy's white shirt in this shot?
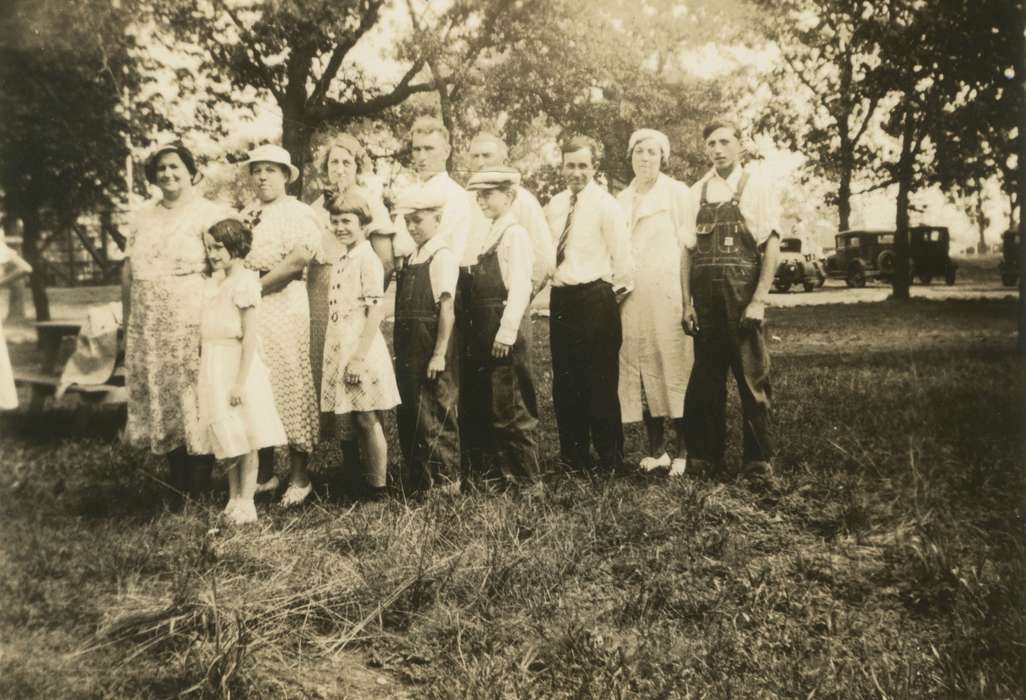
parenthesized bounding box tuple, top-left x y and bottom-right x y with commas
(477, 210, 533, 346)
(408, 232, 458, 303)
(685, 164, 782, 247)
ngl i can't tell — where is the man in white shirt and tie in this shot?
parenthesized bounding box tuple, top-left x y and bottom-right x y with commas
(544, 135, 634, 473)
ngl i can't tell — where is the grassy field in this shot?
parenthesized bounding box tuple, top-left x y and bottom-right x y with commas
(1, 299, 1024, 698)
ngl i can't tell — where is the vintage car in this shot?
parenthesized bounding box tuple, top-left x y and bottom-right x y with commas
(999, 229, 1020, 287)
(824, 227, 956, 287)
(774, 237, 825, 292)
(909, 226, 957, 285)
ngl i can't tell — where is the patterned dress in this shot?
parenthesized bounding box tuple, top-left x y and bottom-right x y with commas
(189, 270, 287, 460)
(307, 186, 393, 400)
(242, 196, 322, 453)
(124, 192, 227, 454)
(321, 241, 401, 415)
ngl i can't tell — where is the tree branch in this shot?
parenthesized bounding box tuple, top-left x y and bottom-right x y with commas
(851, 178, 896, 196)
(309, 0, 386, 107)
(211, 0, 284, 102)
(851, 93, 881, 145)
(318, 58, 437, 120)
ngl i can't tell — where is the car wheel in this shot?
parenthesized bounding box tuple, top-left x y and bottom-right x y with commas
(847, 267, 866, 288)
(774, 280, 791, 293)
(803, 280, 816, 292)
(1002, 273, 1018, 287)
(877, 250, 896, 275)
(918, 274, 933, 285)
(945, 267, 956, 286)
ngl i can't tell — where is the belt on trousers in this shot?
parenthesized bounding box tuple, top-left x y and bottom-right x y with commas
(550, 279, 609, 293)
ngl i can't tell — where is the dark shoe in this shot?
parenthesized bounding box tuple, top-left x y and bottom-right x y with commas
(687, 457, 722, 481)
(740, 461, 778, 491)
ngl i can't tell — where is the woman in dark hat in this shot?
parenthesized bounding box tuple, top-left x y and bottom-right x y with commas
(122, 140, 227, 499)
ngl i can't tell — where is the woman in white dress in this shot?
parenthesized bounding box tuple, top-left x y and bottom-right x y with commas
(616, 129, 695, 476)
(0, 239, 32, 410)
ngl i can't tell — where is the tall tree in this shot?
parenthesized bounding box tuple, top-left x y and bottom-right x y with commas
(0, 0, 160, 320)
(753, 0, 886, 232)
(146, 0, 568, 190)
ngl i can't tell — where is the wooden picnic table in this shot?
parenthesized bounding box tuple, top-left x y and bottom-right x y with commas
(14, 319, 125, 411)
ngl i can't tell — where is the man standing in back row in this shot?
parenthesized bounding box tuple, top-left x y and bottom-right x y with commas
(681, 120, 780, 484)
(545, 136, 633, 473)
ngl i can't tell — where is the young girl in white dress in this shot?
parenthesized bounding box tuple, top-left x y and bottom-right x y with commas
(195, 219, 287, 524)
(0, 240, 32, 410)
(320, 191, 401, 499)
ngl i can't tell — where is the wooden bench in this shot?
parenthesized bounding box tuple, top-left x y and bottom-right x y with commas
(13, 320, 126, 411)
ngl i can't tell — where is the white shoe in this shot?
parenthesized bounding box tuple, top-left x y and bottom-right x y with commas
(229, 499, 258, 524)
(668, 458, 687, 477)
(255, 475, 280, 495)
(639, 453, 671, 472)
(280, 482, 313, 507)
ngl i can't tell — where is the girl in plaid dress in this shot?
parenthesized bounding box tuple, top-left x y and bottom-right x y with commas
(321, 191, 401, 499)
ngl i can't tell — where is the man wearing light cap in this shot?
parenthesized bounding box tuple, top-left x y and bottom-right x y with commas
(392, 183, 461, 494)
(465, 132, 555, 293)
(462, 165, 540, 486)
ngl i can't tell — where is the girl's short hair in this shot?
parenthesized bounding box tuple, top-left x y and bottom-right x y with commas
(325, 189, 373, 226)
(207, 218, 253, 259)
(144, 141, 198, 185)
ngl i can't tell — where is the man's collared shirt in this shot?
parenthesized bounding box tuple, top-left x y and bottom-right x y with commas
(544, 179, 633, 290)
(476, 211, 533, 345)
(684, 165, 781, 248)
(394, 171, 474, 263)
(408, 233, 458, 304)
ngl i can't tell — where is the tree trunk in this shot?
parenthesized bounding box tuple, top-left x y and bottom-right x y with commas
(975, 184, 988, 254)
(282, 111, 314, 198)
(20, 206, 51, 322)
(838, 160, 852, 232)
(837, 52, 854, 232)
(892, 107, 916, 301)
(1016, 3, 1026, 356)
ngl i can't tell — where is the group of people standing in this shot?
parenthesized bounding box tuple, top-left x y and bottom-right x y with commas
(119, 115, 781, 523)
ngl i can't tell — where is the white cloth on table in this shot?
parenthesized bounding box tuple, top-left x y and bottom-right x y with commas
(190, 270, 287, 460)
(544, 180, 634, 291)
(0, 240, 16, 410)
(616, 173, 695, 423)
(321, 241, 401, 415)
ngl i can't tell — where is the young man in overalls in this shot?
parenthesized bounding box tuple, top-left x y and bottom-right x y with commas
(393, 185, 461, 495)
(463, 166, 540, 488)
(681, 120, 781, 484)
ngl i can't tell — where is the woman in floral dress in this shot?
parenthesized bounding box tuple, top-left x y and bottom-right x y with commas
(122, 141, 226, 497)
(241, 144, 322, 506)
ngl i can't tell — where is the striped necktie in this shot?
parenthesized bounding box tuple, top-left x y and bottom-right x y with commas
(556, 191, 577, 267)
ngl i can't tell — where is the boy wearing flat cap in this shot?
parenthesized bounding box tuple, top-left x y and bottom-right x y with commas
(393, 184, 461, 495)
(463, 166, 540, 487)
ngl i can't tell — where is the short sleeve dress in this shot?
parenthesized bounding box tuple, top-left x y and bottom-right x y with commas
(242, 196, 322, 453)
(307, 185, 393, 401)
(321, 240, 401, 415)
(190, 270, 287, 460)
(124, 191, 227, 454)
(0, 241, 18, 410)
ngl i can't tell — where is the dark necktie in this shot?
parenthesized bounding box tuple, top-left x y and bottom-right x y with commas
(556, 191, 577, 267)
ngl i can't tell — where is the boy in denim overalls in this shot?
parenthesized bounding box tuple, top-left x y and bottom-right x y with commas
(681, 120, 781, 483)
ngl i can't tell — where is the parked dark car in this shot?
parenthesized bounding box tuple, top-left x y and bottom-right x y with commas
(774, 237, 825, 292)
(823, 226, 956, 287)
(909, 226, 957, 285)
(1000, 229, 1020, 286)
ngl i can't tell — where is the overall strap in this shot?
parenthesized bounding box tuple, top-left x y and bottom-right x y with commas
(480, 223, 518, 260)
(700, 178, 710, 207)
(731, 172, 750, 205)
